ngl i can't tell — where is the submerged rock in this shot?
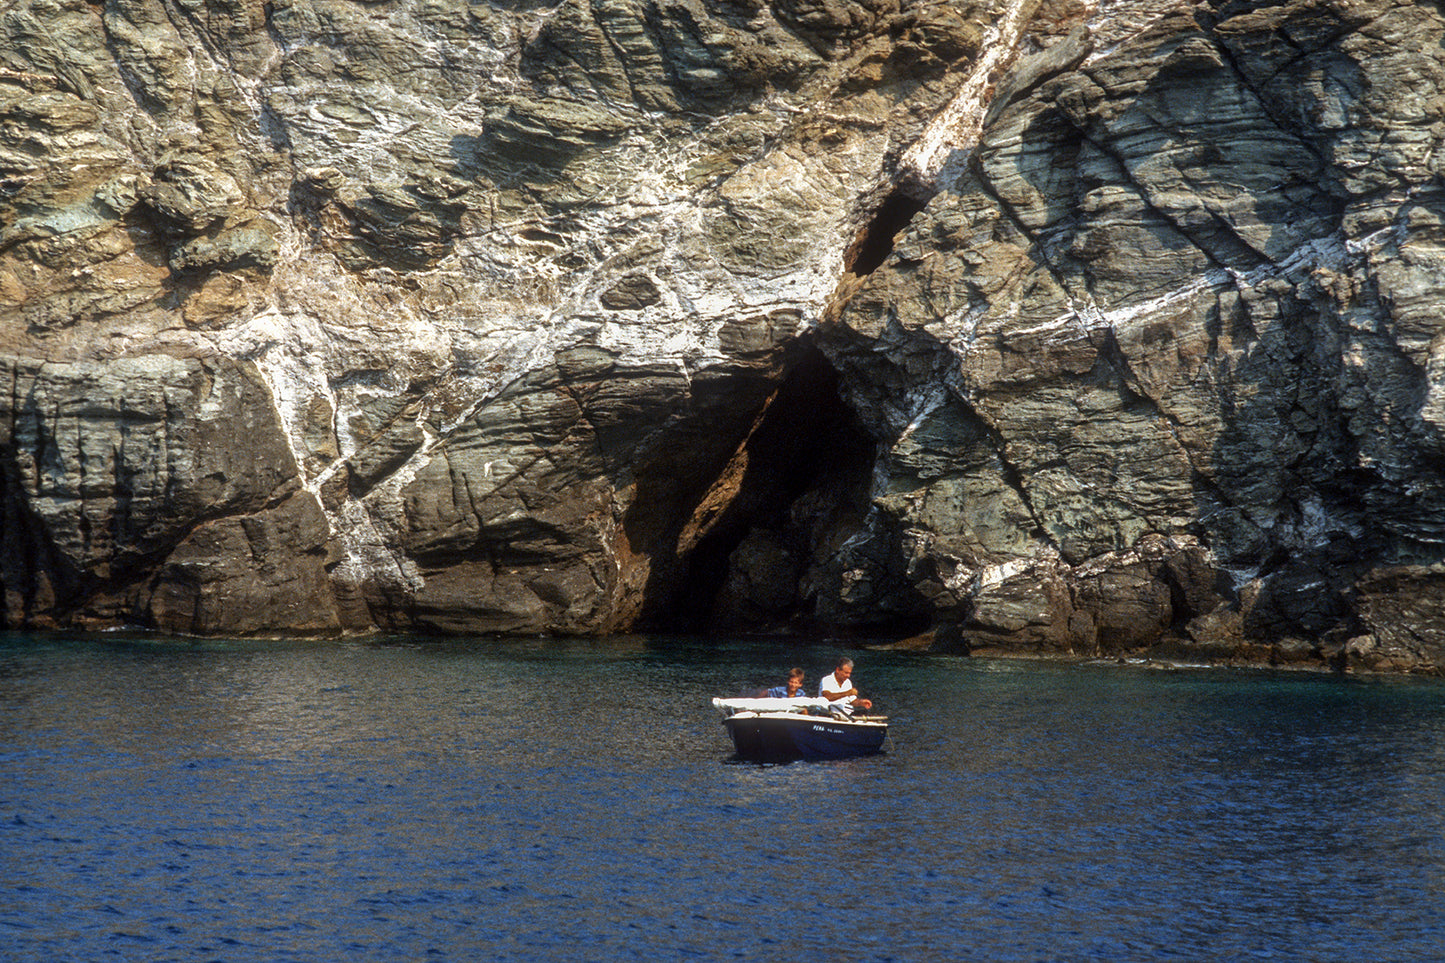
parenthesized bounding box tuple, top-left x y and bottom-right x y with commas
(1, 0, 1444, 672)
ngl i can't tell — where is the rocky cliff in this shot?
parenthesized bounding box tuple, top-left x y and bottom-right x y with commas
(3, 0, 1443, 671)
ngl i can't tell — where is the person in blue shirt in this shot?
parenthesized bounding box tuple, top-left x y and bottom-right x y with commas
(766, 667, 807, 699)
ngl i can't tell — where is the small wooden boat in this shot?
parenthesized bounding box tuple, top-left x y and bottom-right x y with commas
(711, 697, 888, 763)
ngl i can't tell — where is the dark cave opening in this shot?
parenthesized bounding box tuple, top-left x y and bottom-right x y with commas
(844, 188, 929, 276)
(666, 338, 877, 634)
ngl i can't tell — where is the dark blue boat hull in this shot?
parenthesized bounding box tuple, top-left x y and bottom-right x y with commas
(724, 713, 887, 763)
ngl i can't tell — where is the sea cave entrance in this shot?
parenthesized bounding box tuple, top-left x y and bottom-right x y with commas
(644, 337, 877, 635)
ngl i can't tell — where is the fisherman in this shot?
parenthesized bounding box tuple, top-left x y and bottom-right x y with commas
(818, 657, 873, 711)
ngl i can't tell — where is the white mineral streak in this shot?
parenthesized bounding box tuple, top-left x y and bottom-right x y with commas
(894, 386, 952, 443)
(1029, 229, 1379, 352)
(1422, 347, 1445, 434)
(939, 549, 1065, 600)
(956, 557, 1038, 595)
(329, 497, 427, 597)
(228, 312, 332, 475)
(1054, 269, 1231, 345)
(1082, 0, 1198, 65)
(897, 0, 1037, 190)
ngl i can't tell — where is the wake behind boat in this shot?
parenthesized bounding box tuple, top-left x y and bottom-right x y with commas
(712, 696, 889, 763)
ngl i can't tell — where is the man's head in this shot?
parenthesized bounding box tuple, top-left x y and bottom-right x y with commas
(834, 658, 854, 682)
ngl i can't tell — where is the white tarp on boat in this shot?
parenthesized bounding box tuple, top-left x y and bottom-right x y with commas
(712, 696, 830, 713)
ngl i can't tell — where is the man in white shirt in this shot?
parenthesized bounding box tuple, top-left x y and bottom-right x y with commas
(818, 657, 872, 711)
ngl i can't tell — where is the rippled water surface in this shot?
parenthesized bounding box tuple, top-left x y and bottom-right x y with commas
(3, 634, 1444, 961)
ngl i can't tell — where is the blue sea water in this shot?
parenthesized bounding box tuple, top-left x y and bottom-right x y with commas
(1, 633, 1443, 962)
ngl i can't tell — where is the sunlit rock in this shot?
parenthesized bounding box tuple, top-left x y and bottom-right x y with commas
(2, 0, 1444, 672)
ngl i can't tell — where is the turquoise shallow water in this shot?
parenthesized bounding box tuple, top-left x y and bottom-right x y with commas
(2, 633, 1443, 961)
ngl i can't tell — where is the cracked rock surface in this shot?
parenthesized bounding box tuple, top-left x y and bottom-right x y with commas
(3, 0, 1445, 672)
(820, 0, 1445, 671)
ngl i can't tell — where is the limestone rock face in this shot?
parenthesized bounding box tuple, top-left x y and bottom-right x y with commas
(817, 0, 1445, 671)
(0, 354, 337, 632)
(2, 0, 1445, 671)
